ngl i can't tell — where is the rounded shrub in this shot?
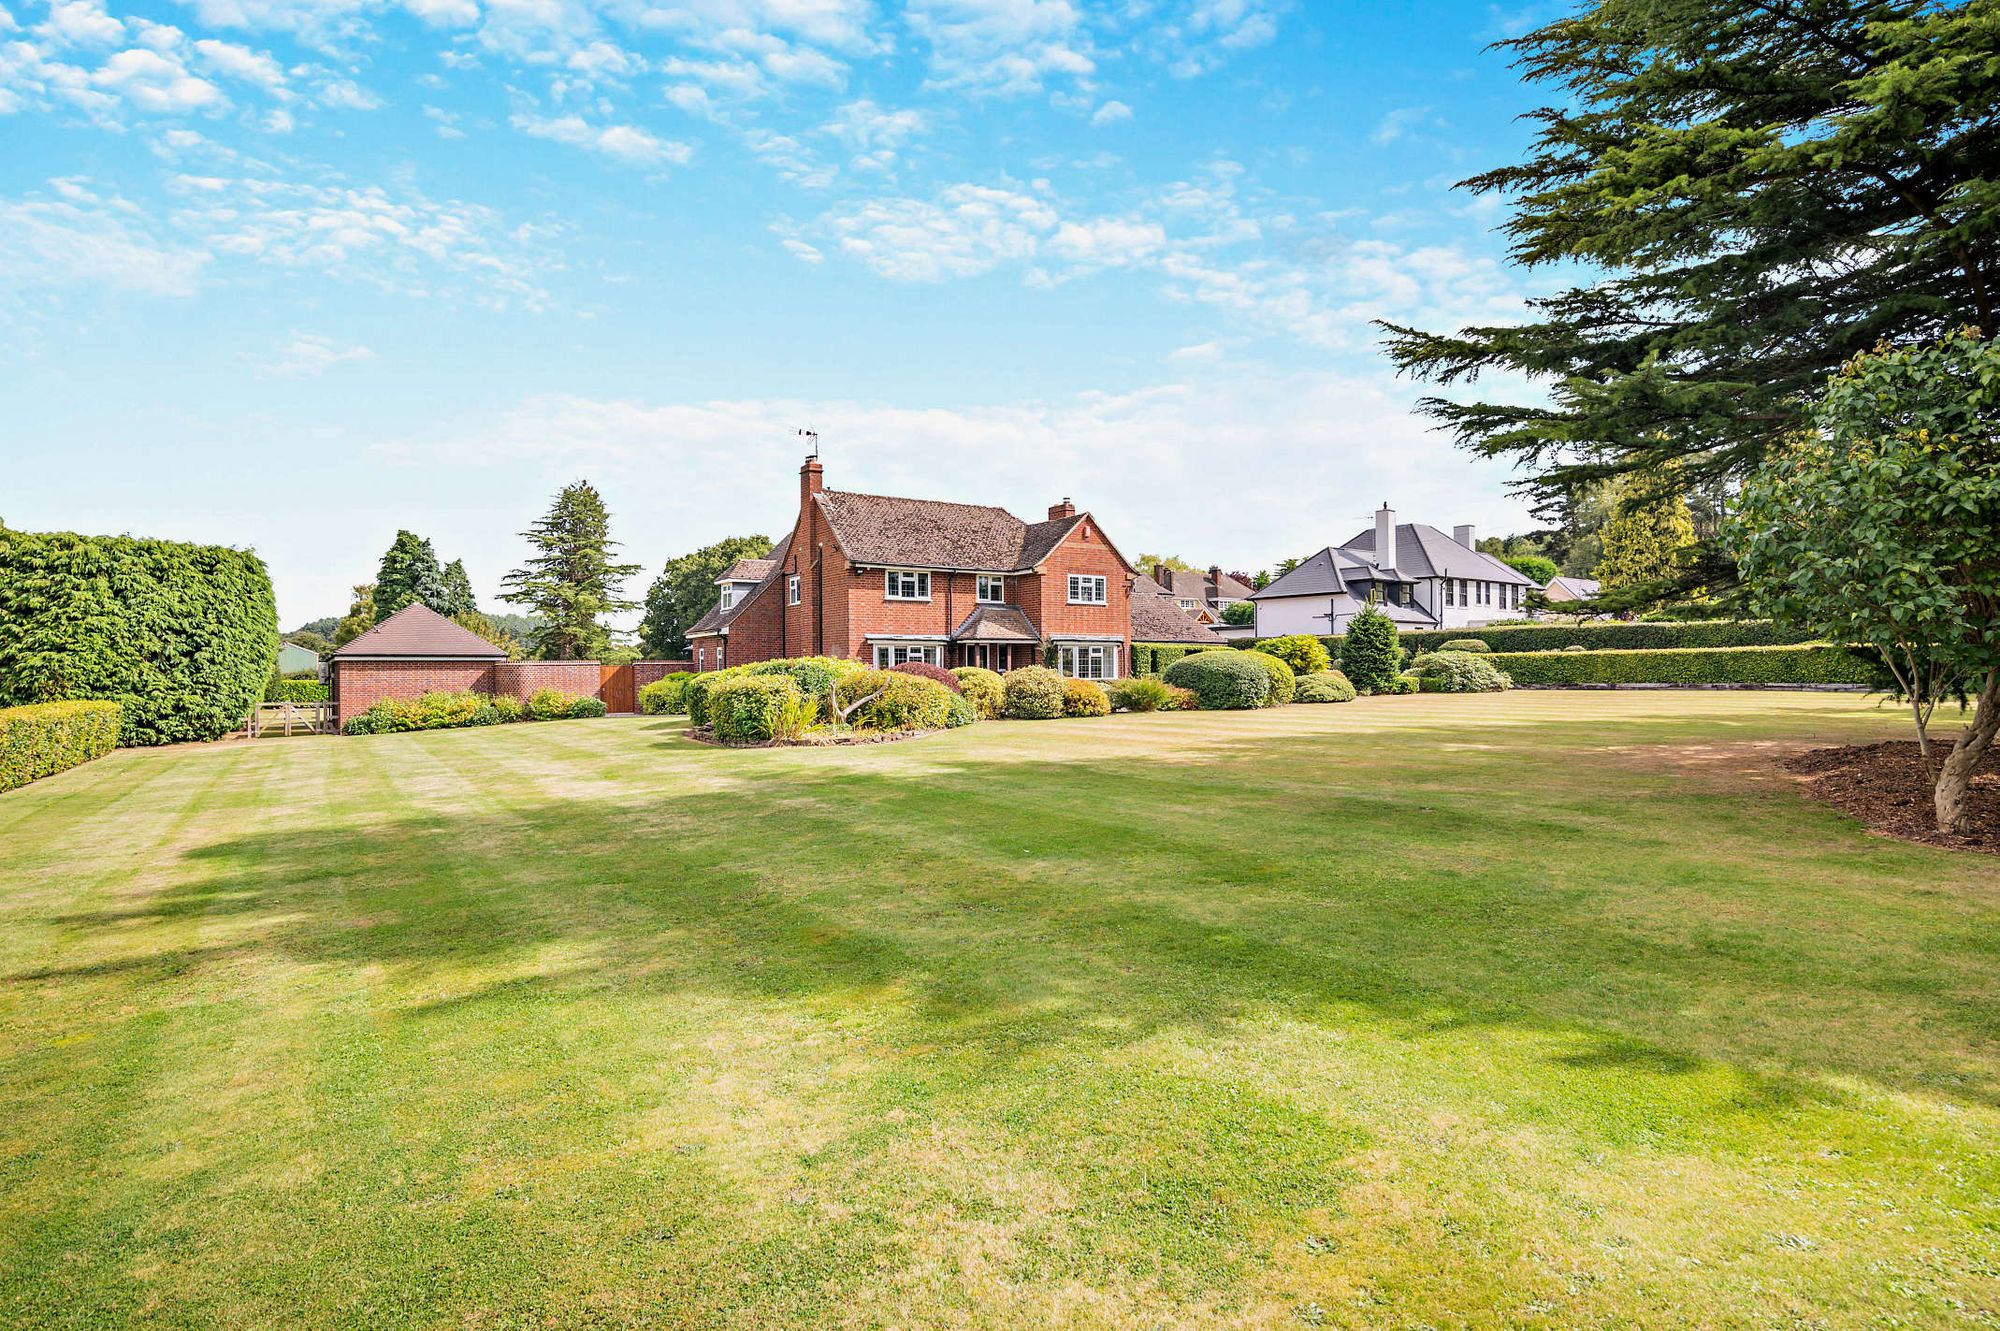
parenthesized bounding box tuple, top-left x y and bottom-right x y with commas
(1295, 669, 1357, 703)
(888, 660, 963, 693)
(527, 687, 577, 721)
(1259, 634, 1331, 676)
(942, 692, 978, 728)
(682, 668, 747, 728)
(1339, 605, 1402, 694)
(1439, 638, 1492, 654)
(568, 696, 609, 718)
(748, 656, 856, 700)
(1386, 672, 1420, 694)
(1001, 665, 1068, 719)
(837, 670, 953, 732)
(709, 674, 803, 742)
(1105, 676, 1175, 712)
(1062, 678, 1111, 717)
(638, 674, 691, 715)
(489, 695, 526, 723)
(1238, 649, 1296, 705)
(1162, 651, 1270, 709)
(951, 666, 1004, 719)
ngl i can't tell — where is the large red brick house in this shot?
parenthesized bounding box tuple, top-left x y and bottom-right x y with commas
(688, 457, 1212, 678)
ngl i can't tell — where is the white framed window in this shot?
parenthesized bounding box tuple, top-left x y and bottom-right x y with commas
(1057, 643, 1115, 679)
(786, 574, 800, 605)
(1067, 574, 1107, 605)
(1444, 580, 1455, 607)
(976, 575, 1005, 603)
(885, 569, 931, 601)
(718, 586, 736, 610)
(715, 644, 725, 668)
(1177, 598, 1197, 610)
(1457, 578, 1467, 605)
(873, 643, 940, 668)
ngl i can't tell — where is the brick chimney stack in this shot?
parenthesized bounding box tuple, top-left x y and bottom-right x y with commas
(1048, 497, 1076, 520)
(801, 455, 824, 507)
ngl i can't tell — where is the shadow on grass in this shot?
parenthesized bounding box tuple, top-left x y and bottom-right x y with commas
(26, 725, 2000, 1124)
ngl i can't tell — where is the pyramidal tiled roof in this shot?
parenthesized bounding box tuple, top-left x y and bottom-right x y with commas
(332, 603, 509, 658)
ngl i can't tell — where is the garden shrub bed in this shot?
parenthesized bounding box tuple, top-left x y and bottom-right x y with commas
(342, 689, 603, 735)
(0, 701, 122, 794)
(1492, 644, 1879, 687)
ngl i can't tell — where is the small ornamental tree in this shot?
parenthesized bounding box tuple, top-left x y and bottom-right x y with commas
(1732, 332, 2000, 834)
(1260, 634, 1331, 677)
(502, 481, 642, 661)
(1339, 604, 1401, 694)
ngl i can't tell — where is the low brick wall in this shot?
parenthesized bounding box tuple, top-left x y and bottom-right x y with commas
(331, 659, 497, 725)
(633, 660, 693, 690)
(492, 660, 602, 701)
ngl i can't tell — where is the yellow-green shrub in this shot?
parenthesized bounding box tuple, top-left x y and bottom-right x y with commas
(1001, 665, 1067, 719)
(0, 701, 121, 794)
(1062, 678, 1111, 716)
(951, 666, 1004, 719)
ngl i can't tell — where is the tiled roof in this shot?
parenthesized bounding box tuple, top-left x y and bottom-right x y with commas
(331, 603, 510, 659)
(1130, 586, 1226, 645)
(1154, 567, 1253, 603)
(814, 490, 1089, 572)
(1546, 575, 1601, 599)
(1340, 523, 1536, 585)
(690, 535, 790, 637)
(719, 557, 776, 583)
(1247, 547, 1376, 600)
(950, 604, 1039, 643)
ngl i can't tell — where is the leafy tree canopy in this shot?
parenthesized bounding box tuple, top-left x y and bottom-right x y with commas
(374, 531, 450, 619)
(1733, 330, 2000, 832)
(1221, 601, 1256, 626)
(1386, 0, 2000, 567)
(1138, 554, 1195, 579)
(1595, 485, 1697, 595)
(331, 584, 375, 647)
(502, 481, 641, 661)
(639, 535, 774, 657)
(441, 559, 478, 617)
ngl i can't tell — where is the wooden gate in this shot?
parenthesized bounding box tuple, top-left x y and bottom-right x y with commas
(598, 663, 636, 714)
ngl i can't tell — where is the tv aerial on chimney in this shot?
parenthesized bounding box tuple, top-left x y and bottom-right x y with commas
(797, 426, 819, 458)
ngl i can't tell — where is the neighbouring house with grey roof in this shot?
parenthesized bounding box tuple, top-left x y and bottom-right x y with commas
(1543, 575, 1602, 604)
(1150, 565, 1255, 625)
(1249, 503, 1539, 638)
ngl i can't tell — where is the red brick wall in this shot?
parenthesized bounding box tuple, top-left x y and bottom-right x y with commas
(331, 659, 496, 724)
(633, 660, 694, 689)
(1037, 517, 1132, 652)
(492, 661, 601, 700)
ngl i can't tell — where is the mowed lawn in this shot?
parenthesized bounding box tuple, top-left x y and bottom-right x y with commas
(2, 694, 1996, 1330)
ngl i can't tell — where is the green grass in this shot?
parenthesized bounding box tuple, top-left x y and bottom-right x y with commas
(2, 692, 1996, 1329)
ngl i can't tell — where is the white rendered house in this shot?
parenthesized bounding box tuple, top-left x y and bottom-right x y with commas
(1250, 504, 1539, 638)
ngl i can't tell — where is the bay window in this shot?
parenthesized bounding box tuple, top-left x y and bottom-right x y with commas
(873, 643, 941, 667)
(1056, 643, 1115, 679)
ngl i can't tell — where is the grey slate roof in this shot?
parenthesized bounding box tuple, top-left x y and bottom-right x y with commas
(813, 490, 1095, 572)
(1546, 575, 1601, 600)
(1339, 523, 1536, 585)
(332, 603, 511, 659)
(1245, 547, 1377, 600)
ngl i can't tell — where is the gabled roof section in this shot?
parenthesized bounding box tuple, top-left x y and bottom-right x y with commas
(811, 490, 1124, 574)
(1247, 547, 1375, 600)
(950, 604, 1040, 643)
(1341, 523, 1537, 585)
(690, 534, 790, 638)
(332, 603, 509, 659)
(1155, 567, 1253, 602)
(717, 557, 776, 584)
(1130, 586, 1226, 645)
(1547, 575, 1601, 599)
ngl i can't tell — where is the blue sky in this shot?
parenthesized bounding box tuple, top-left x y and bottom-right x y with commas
(1, 0, 1561, 628)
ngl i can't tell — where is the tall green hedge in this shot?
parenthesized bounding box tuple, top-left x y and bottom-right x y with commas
(1301, 619, 1817, 657)
(1493, 645, 1881, 686)
(0, 701, 121, 794)
(1132, 643, 1195, 677)
(0, 529, 278, 745)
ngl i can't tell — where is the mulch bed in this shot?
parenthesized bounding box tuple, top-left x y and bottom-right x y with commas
(1783, 740, 2000, 854)
(681, 726, 939, 749)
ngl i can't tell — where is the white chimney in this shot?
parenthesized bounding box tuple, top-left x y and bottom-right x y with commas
(1454, 524, 1475, 549)
(1375, 502, 1397, 570)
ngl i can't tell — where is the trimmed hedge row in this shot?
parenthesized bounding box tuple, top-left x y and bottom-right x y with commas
(1299, 619, 1817, 657)
(266, 678, 330, 703)
(1492, 645, 1880, 686)
(0, 528, 277, 746)
(1129, 642, 1204, 677)
(0, 701, 123, 793)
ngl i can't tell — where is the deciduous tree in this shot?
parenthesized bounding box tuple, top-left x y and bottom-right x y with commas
(638, 535, 774, 657)
(1733, 332, 2000, 834)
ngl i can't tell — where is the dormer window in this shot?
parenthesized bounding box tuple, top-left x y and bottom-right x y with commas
(718, 585, 736, 610)
(977, 575, 1005, 603)
(885, 570, 931, 601)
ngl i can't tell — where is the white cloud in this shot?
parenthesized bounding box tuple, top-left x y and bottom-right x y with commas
(511, 111, 691, 166)
(314, 76, 381, 110)
(1088, 98, 1130, 125)
(1371, 105, 1444, 146)
(905, 0, 1094, 95)
(261, 331, 375, 376)
(38, 0, 124, 46)
(1045, 215, 1165, 268)
(192, 37, 286, 90)
(823, 182, 1058, 281)
(0, 186, 208, 295)
(91, 46, 226, 113)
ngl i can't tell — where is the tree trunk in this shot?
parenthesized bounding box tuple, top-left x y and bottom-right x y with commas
(1935, 670, 2000, 834)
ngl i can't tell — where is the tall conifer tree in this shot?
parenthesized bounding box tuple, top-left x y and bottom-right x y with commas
(502, 481, 640, 660)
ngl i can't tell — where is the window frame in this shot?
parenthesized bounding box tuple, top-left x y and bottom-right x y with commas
(718, 585, 736, 610)
(884, 569, 932, 601)
(1056, 643, 1115, 680)
(1066, 574, 1108, 605)
(786, 573, 800, 605)
(1444, 579, 1455, 608)
(976, 574, 1006, 604)
(872, 643, 941, 668)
